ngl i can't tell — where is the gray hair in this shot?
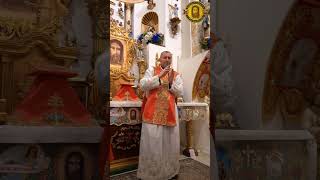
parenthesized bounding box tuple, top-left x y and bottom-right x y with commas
(160, 51, 172, 57)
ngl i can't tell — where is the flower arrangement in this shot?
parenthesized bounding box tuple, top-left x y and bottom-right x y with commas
(137, 31, 164, 46)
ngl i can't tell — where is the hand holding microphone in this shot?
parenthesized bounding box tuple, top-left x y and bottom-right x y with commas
(158, 63, 171, 79)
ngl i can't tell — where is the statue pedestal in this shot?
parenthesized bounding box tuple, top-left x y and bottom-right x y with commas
(178, 102, 208, 157)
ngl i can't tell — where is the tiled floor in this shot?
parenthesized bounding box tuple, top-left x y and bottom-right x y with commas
(180, 152, 210, 166)
(192, 152, 210, 166)
(110, 154, 210, 179)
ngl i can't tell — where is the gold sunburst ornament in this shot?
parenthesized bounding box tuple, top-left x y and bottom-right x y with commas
(184, 1, 206, 22)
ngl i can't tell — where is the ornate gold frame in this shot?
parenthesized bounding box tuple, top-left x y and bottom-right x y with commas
(110, 21, 135, 96)
(110, 21, 135, 79)
(192, 53, 210, 101)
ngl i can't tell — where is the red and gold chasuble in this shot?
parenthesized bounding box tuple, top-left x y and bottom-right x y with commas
(142, 66, 178, 126)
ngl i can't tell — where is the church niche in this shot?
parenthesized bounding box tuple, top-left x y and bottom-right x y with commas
(141, 12, 159, 33)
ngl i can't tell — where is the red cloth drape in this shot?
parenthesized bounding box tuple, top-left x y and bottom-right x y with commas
(113, 84, 139, 101)
(14, 69, 92, 125)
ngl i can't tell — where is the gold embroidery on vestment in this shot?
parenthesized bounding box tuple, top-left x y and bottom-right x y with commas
(152, 77, 170, 125)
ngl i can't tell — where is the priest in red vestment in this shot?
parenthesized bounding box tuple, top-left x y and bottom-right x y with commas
(137, 51, 183, 180)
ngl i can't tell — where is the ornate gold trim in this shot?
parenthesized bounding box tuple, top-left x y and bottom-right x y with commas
(0, 17, 77, 66)
(192, 53, 210, 101)
(110, 21, 135, 79)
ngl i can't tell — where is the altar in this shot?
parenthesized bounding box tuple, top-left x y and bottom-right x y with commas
(109, 101, 209, 173)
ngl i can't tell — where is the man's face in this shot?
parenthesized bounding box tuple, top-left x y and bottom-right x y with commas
(111, 42, 121, 62)
(159, 52, 172, 68)
(68, 155, 81, 173)
(192, 7, 199, 15)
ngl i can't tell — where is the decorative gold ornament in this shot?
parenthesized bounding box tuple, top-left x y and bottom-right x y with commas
(184, 1, 206, 23)
(0, 17, 61, 42)
(110, 21, 135, 97)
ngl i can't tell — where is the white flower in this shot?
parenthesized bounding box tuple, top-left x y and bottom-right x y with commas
(144, 34, 151, 41)
(142, 38, 148, 44)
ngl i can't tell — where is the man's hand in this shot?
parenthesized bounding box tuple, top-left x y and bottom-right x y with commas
(168, 69, 174, 85)
(158, 66, 171, 79)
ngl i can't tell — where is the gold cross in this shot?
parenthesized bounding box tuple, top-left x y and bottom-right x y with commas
(124, 91, 130, 101)
(48, 94, 64, 109)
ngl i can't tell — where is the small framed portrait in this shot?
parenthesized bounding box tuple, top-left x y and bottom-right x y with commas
(127, 108, 140, 122)
(55, 146, 94, 180)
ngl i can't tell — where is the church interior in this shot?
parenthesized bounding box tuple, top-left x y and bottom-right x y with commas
(109, 0, 211, 179)
(0, 0, 319, 179)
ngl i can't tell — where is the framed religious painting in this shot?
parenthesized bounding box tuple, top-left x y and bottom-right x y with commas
(110, 21, 135, 96)
(192, 52, 210, 101)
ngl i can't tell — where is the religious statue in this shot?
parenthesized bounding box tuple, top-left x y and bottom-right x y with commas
(211, 34, 237, 128)
(87, 51, 108, 120)
(168, 4, 181, 36)
(202, 14, 210, 30)
(168, 4, 179, 18)
(146, 0, 156, 10)
(134, 43, 144, 61)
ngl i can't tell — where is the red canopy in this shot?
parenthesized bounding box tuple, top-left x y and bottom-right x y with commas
(14, 67, 92, 126)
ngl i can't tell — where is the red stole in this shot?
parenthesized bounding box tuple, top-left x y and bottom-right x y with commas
(142, 66, 178, 126)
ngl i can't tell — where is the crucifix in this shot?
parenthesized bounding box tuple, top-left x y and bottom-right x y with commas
(24, 0, 51, 26)
(48, 94, 64, 109)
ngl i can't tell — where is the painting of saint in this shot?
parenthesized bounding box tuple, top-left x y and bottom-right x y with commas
(65, 152, 84, 180)
(110, 39, 124, 65)
(198, 73, 209, 91)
